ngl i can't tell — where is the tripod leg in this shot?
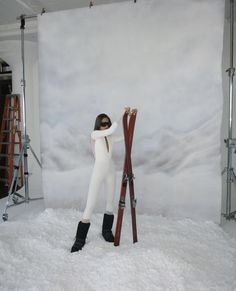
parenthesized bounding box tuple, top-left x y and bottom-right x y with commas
(2, 147, 24, 221)
(23, 142, 29, 202)
(29, 144, 41, 168)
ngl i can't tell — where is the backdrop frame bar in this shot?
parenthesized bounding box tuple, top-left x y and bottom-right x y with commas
(225, 0, 236, 220)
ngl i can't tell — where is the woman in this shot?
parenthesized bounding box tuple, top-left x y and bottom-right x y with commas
(71, 111, 124, 252)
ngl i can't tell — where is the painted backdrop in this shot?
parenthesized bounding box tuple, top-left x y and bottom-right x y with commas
(38, 0, 224, 222)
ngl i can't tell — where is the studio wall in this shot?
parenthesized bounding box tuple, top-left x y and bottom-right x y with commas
(38, 0, 225, 222)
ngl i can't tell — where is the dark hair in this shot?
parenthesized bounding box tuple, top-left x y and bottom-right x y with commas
(94, 113, 112, 130)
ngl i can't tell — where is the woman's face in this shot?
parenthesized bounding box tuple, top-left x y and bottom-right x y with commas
(100, 117, 110, 130)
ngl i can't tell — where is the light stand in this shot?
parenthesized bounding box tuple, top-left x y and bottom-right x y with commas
(2, 14, 43, 221)
(223, 0, 236, 220)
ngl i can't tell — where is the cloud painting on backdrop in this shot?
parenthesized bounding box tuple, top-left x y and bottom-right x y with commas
(38, 0, 224, 222)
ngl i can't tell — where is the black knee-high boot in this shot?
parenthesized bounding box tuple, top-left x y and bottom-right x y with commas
(71, 221, 90, 253)
(102, 214, 115, 242)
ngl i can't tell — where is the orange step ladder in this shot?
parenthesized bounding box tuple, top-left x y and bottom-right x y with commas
(0, 94, 24, 195)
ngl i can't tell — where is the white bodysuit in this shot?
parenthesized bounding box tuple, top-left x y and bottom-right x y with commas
(82, 122, 122, 220)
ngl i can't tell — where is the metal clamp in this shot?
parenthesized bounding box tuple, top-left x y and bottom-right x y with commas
(226, 67, 235, 77)
(224, 138, 236, 149)
(132, 198, 137, 208)
(119, 199, 125, 209)
(129, 174, 135, 181)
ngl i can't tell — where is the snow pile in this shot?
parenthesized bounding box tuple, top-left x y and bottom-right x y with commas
(0, 208, 236, 291)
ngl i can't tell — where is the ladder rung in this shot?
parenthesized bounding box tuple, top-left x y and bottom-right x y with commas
(0, 165, 9, 169)
(2, 130, 21, 133)
(3, 119, 20, 121)
(0, 142, 21, 145)
(8, 106, 18, 110)
(6, 94, 19, 98)
(0, 176, 21, 180)
(0, 154, 20, 157)
(5, 108, 17, 112)
(6, 95, 19, 98)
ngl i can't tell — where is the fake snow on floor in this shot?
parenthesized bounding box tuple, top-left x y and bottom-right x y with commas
(0, 208, 236, 291)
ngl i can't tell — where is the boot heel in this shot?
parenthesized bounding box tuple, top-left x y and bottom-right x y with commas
(102, 214, 115, 242)
(71, 221, 90, 253)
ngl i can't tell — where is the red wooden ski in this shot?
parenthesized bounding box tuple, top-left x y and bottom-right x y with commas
(114, 108, 138, 246)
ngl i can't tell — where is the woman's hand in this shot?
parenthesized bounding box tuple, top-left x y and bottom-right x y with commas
(124, 107, 131, 114)
(130, 108, 137, 115)
(124, 107, 137, 116)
